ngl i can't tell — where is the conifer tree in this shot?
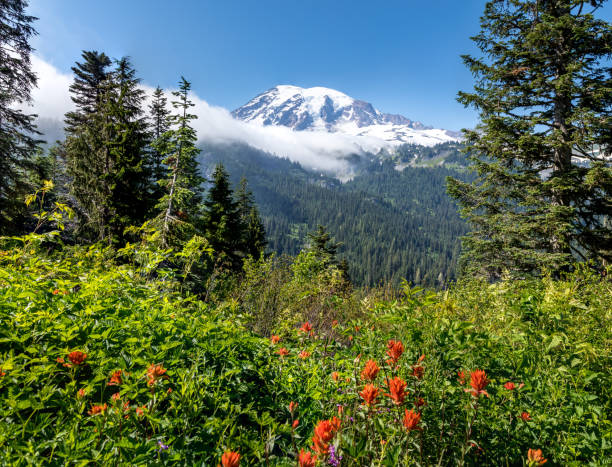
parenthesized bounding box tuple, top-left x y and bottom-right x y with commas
(64, 51, 112, 134)
(0, 0, 41, 234)
(64, 54, 152, 242)
(154, 77, 205, 247)
(447, 0, 612, 278)
(235, 177, 266, 258)
(202, 164, 241, 266)
(148, 86, 170, 196)
(104, 57, 153, 239)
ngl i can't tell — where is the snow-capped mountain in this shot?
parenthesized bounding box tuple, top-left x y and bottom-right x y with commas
(232, 85, 460, 148)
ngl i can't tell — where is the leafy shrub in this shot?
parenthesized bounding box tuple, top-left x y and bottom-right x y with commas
(1, 238, 610, 465)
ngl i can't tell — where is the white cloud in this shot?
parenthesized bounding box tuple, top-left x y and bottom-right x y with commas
(25, 55, 74, 119)
(24, 56, 386, 175)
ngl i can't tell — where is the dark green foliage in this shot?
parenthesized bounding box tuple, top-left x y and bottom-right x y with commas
(235, 177, 266, 259)
(153, 77, 205, 247)
(448, 0, 612, 278)
(202, 164, 242, 268)
(201, 143, 469, 286)
(0, 0, 41, 234)
(64, 54, 153, 243)
(148, 86, 170, 197)
(1, 230, 610, 464)
(64, 51, 112, 134)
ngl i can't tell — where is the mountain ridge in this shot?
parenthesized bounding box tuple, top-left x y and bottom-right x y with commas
(232, 85, 461, 147)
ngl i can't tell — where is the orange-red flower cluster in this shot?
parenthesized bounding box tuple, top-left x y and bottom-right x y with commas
(467, 369, 489, 397)
(77, 388, 86, 398)
(331, 371, 339, 382)
(311, 416, 340, 455)
(108, 370, 122, 386)
(504, 382, 516, 391)
(360, 359, 380, 381)
(289, 401, 298, 413)
(292, 419, 299, 429)
(147, 364, 167, 386)
(299, 350, 311, 359)
(527, 448, 547, 465)
(0, 368, 5, 378)
(403, 409, 421, 431)
(457, 370, 466, 385)
(277, 347, 289, 357)
(359, 383, 379, 406)
(88, 403, 107, 416)
(221, 450, 240, 467)
(270, 335, 280, 344)
(67, 351, 87, 366)
(298, 449, 317, 467)
(521, 411, 531, 421)
(385, 377, 407, 405)
(300, 322, 313, 335)
(386, 340, 404, 365)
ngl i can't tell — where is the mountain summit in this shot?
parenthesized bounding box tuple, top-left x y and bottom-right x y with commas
(232, 85, 460, 147)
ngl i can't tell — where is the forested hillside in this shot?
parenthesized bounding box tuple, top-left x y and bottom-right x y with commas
(200, 143, 469, 286)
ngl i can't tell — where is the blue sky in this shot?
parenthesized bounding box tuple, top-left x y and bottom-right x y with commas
(27, 1, 612, 131)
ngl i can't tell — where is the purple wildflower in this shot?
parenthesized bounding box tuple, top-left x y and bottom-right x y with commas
(157, 440, 169, 452)
(328, 444, 342, 467)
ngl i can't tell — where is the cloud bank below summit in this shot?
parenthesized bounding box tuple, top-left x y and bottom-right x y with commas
(23, 56, 395, 174)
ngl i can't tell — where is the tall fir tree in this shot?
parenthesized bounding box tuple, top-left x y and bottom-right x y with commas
(64, 54, 153, 242)
(104, 57, 154, 240)
(0, 0, 41, 234)
(203, 164, 242, 267)
(64, 51, 112, 134)
(235, 177, 266, 258)
(447, 0, 612, 278)
(148, 86, 170, 198)
(154, 77, 205, 247)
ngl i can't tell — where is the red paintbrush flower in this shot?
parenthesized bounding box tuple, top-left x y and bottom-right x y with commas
(466, 369, 489, 397)
(221, 450, 240, 467)
(298, 449, 317, 467)
(88, 403, 107, 416)
(298, 350, 311, 359)
(147, 364, 167, 386)
(277, 347, 289, 357)
(108, 370, 122, 386)
(527, 449, 547, 465)
(359, 383, 379, 406)
(270, 335, 280, 344)
(403, 409, 421, 431)
(67, 351, 87, 366)
(386, 340, 404, 364)
(385, 377, 407, 405)
(504, 382, 516, 390)
(360, 359, 380, 381)
(311, 418, 339, 455)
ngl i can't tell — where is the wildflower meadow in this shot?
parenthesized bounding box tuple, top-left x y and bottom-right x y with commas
(0, 231, 610, 465)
